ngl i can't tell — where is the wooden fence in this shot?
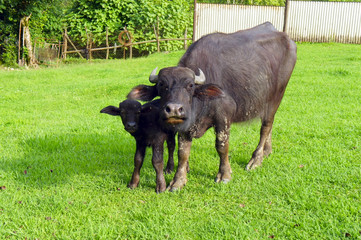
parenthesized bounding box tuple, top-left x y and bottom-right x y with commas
(62, 26, 191, 60)
(194, 1, 361, 43)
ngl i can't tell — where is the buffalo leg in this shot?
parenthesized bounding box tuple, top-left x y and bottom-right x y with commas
(246, 119, 273, 171)
(167, 134, 191, 191)
(263, 129, 272, 157)
(128, 142, 146, 189)
(152, 144, 166, 193)
(215, 124, 232, 183)
(165, 133, 176, 174)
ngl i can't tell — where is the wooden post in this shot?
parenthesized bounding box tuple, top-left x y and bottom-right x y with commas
(57, 40, 61, 60)
(157, 17, 160, 52)
(89, 36, 93, 60)
(184, 28, 188, 50)
(106, 27, 109, 60)
(22, 26, 25, 63)
(33, 38, 37, 62)
(85, 27, 89, 60)
(129, 43, 133, 59)
(193, 0, 197, 42)
(64, 32, 83, 59)
(153, 24, 160, 53)
(124, 27, 133, 59)
(63, 29, 68, 59)
(18, 19, 22, 65)
(283, 0, 290, 33)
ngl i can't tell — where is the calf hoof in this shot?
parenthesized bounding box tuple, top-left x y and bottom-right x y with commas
(245, 156, 263, 171)
(127, 183, 138, 189)
(164, 167, 173, 175)
(167, 178, 187, 192)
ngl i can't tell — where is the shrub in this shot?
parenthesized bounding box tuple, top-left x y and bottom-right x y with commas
(65, 0, 193, 54)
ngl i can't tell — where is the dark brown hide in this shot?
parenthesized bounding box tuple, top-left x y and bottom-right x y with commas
(128, 22, 297, 191)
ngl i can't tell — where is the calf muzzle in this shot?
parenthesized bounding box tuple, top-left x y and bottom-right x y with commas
(125, 121, 137, 133)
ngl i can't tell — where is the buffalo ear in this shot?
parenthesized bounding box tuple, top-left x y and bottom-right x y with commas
(127, 85, 158, 101)
(100, 106, 120, 116)
(194, 84, 225, 100)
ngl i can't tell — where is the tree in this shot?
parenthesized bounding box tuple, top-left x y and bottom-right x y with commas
(0, 0, 69, 66)
(65, 0, 193, 54)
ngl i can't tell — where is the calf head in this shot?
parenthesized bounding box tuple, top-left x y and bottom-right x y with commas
(127, 67, 225, 131)
(100, 99, 141, 133)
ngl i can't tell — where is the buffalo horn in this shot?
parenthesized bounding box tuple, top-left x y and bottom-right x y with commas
(194, 68, 206, 85)
(149, 67, 158, 83)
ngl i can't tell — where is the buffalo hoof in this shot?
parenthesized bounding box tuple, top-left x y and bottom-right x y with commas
(215, 172, 231, 183)
(167, 177, 187, 192)
(245, 156, 263, 171)
(156, 183, 166, 193)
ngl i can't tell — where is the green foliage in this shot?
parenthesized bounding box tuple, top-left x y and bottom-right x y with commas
(66, 0, 193, 54)
(0, 33, 18, 67)
(0, 43, 361, 238)
(0, 0, 66, 66)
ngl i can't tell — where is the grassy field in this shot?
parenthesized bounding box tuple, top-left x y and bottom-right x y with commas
(0, 43, 360, 239)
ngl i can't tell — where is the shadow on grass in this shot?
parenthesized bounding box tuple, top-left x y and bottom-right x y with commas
(3, 128, 257, 191)
(2, 132, 168, 191)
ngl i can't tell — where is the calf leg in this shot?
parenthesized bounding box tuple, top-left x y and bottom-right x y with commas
(128, 142, 146, 189)
(165, 133, 176, 174)
(215, 124, 232, 183)
(152, 144, 167, 193)
(246, 119, 273, 171)
(167, 134, 192, 191)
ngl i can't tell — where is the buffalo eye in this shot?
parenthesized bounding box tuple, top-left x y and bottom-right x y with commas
(187, 83, 194, 91)
(159, 82, 168, 91)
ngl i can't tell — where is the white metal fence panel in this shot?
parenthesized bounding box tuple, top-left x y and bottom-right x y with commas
(287, 1, 361, 43)
(195, 3, 284, 40)
(195, 1, 361, 44)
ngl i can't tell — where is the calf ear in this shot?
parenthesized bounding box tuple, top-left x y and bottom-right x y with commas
(127, 85, 158, 101)
(100, 106, 120, 116)
(194, 84, 225, 100)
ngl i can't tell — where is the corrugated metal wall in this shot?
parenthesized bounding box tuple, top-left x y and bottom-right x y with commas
(195, 1, 361, 44)
(286, 1, 361, 43)
(195, 3, 284, 40)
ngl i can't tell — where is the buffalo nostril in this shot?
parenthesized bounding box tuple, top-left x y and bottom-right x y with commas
(178, 107, 184, 114)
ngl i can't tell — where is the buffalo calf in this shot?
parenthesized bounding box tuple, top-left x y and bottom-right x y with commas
(100, 99, 175, 193)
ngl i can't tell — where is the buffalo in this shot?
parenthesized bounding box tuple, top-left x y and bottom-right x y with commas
(127, 22, 297, 191)
(101, 99, 176, 193)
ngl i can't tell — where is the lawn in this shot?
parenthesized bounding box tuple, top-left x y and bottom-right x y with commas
(0, 43, 360, 239)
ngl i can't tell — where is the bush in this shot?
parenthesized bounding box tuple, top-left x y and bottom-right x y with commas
(66, 0, 193, 54)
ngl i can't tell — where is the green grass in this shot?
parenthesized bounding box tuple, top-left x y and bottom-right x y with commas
(1, 43, 361, 239)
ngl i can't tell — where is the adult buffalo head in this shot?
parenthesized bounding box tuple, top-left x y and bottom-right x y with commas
(127, 67, 225, 131)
